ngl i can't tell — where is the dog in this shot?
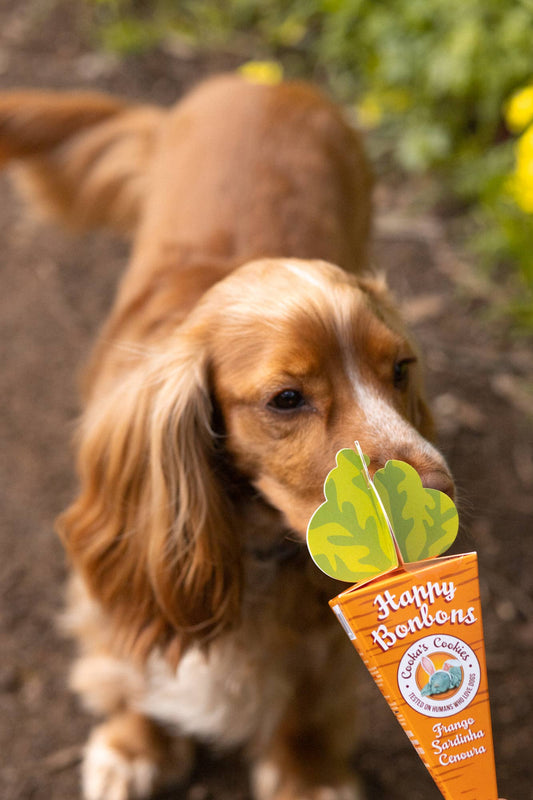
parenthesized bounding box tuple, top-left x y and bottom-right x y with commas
(0, 74, 454, 800)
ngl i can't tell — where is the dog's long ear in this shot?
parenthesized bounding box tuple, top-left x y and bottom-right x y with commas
(0, 90, 163, 233)
(57, 335, 241, 663)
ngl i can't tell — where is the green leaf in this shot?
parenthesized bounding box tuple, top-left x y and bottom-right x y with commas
(373, 460, 459, 562)
(307, 448, 459, 583)
(307, 449, 398, 582)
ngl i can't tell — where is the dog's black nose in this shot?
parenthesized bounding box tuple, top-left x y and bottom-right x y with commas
(420, 470, 455, 501)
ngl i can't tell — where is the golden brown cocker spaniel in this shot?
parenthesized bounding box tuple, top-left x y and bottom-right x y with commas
(0, 74, 454, 800)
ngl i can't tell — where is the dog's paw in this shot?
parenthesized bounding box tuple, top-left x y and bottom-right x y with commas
(303, 783, 365, 800)
(252, 761, 365, 800)
(82, 725, 158, 800)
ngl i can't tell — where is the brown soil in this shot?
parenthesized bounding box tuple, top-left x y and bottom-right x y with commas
(1, 3, 532, 800)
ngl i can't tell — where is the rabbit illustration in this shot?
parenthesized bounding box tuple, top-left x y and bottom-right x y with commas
(420, 657, 462, 697)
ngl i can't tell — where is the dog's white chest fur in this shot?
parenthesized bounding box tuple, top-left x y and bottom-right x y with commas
(66, 574, 291, 751)
(139, 639, 290, 749)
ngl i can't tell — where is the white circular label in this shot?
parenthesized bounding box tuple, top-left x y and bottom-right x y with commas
(397, 634, 480, 718)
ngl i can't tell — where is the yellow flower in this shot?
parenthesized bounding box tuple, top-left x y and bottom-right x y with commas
(517, 125, 533, 161)
(355, 95, 384, 129)
(507, 123, 533, 213)
(509, 174, 533, 213)
(505, 85, 533, 133)
(238, 61, 284, 86)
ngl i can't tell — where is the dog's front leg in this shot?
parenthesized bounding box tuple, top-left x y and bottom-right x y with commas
(82, 711, 194, 800)
(250, 728, 365, 800)
(249, 635, 365, 800)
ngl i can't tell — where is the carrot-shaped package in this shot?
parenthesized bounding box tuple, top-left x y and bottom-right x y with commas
(307, 444, 498, 800)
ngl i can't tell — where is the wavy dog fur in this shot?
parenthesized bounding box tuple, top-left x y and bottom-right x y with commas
(0, 75, 453, 800)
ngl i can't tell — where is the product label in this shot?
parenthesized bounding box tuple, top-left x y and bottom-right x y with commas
(371, 579, 477, 652)
(397, 633, 480, 717)
(431, 714, 488, 767)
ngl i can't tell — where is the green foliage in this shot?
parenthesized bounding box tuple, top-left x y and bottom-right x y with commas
(87, 0, 533, 324)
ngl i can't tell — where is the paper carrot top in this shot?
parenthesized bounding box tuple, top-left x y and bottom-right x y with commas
(306, 443, 459, 583)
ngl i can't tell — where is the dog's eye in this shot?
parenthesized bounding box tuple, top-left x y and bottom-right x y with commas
(393, 358, 416, 389)
(268, 389, 306, 411)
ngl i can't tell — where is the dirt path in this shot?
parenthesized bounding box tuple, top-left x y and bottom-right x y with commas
(1, 3, 532, 799)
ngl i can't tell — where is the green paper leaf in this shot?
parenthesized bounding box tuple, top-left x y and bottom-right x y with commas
(373, 460, 459, 563)
(306, 449, 399, 582)
(306, 448, 459, 584)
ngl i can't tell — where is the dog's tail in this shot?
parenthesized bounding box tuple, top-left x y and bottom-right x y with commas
(0, 89, 164, 233)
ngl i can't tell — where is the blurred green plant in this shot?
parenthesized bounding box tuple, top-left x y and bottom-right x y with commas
(86, 0, 533, 325)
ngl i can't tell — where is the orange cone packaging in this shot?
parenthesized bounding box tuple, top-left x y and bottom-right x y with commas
(307, 446, 498, 800)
